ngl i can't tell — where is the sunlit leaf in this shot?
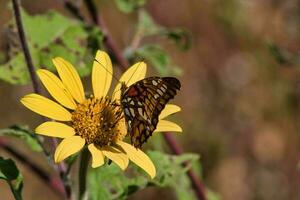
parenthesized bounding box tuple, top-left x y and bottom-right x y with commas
(0, 10, 103, 85)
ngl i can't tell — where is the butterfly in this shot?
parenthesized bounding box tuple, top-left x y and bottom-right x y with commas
(120, 76, 181, 148)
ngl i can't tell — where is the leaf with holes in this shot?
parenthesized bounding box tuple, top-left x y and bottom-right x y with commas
(0, 10, 103, 84)
(88, 151, 202, 200)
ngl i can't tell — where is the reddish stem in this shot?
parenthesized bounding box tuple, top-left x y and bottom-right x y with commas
(11, 0, 69, 198)
(84, 0, 129, 71)
(11, 0, 40, 94)
(0, 138, 65, 195)
(163, 133, 206, 200)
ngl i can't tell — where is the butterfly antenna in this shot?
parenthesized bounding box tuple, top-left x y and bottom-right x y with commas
(124, 58, 146, 87)
(111, 58, 146, 99)
(94, 58, 122, 84)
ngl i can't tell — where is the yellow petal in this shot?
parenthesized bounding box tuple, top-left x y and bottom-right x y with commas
(118, 141, 156, 179)
(154, 120, 182, 133)
(53, 57, 85, 103)
(88, 144, 104, 168)
(159, 104, 181, 119)
(101, 146, 129, 170)
(20, 94, 72, 121)
(54, 136, 85, 163)
(92, 51, 113, 98)
(113, 62, 147, 100)
(35, 121, 75, 138)
(37, 69, 76, 110)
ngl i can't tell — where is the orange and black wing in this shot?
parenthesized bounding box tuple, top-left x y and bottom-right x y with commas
(121, 77, 181, 148)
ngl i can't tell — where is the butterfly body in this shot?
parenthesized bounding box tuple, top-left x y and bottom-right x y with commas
(120, 76, 181, 148)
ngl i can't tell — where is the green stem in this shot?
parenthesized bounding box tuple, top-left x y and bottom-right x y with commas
(78, 148, 90, 200)
(8, 182, 22, 200)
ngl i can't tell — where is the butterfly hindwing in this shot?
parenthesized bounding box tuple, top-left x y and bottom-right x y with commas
(121, 77, 181, 148)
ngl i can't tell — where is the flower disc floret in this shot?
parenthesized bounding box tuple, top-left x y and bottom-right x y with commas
(72, 96, 123, 147)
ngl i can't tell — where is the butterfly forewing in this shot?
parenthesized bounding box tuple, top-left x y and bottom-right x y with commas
(121, 77, 181, 148)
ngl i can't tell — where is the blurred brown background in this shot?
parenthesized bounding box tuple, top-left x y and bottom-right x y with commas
(1, 0, 300, 199)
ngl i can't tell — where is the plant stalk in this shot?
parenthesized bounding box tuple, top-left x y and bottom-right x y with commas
(11, 0, 70, 198)
(78, 148, 90, 200)
(11, 0, 40, 94)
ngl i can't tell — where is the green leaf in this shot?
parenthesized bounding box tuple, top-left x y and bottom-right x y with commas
(0, 125, 42, 152)
(149, 151, 201, 200)
(133, 45, 183, 76)
(137, 10, 163, 37)
(126, 10, 188, 76)
(267, 42, 288, 65)
(136, 10, 191, 50)
(88, 151, 200, 200)
(88, 163, 148, 200)
(114, 0, 147, 13)
(0, 10, 103, 85)
(265, 42, 300, 66)
(207, 189, 222, 200)
(0, 157, 23, 200)
(0, 158, 19, 181)
(164, 28, 192, 50)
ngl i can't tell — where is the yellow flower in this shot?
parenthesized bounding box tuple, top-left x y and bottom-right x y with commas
(20, 50, 182, 179)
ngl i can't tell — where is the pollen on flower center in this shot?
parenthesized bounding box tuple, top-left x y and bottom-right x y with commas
(71, 96, 124, 147)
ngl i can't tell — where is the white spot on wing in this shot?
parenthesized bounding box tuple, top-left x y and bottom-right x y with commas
(157, 89, 163, 95)
(152, 80, 158, 85)
(138, 108, 143, 116)
(124, 108, 130, 116)
(128, 120, 132, 129)
(129, 108, 135, 117)
(138, 107, 148, 120)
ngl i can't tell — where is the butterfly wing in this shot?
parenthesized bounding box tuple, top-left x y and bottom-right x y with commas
(121, 77, 181, 148)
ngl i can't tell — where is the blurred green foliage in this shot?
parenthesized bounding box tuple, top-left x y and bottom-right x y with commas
(134, 45, 182, 76)
(135, 10, 191, 50)
(125, 9, 189, 76)
(0, 125, 42, 152)
(114, 0, 147, 13)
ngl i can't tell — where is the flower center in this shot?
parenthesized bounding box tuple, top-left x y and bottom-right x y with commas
(71, 96, 125, 147)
